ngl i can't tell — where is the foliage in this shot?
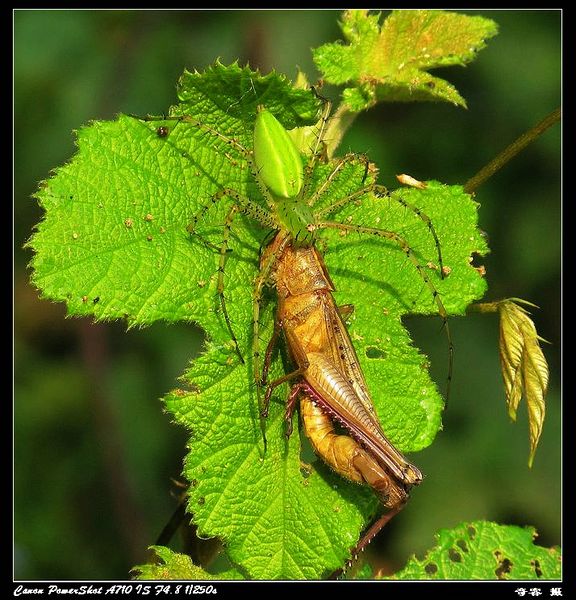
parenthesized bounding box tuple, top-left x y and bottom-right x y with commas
(25, 10, 558, 580)
(385, 521, 561, 580)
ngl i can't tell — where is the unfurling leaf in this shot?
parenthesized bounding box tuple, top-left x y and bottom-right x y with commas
(313, 9, 498, 112)
(469, 299, 549, 467)
(499, 300, 549, 467)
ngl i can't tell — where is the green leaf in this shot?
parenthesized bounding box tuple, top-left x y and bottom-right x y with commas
(28, 62, 320, 333)
(132, 546, 242, 580)
(313, 10, 498, 111)
(385, 521, 561, 580)
(29, 63, 488, 579)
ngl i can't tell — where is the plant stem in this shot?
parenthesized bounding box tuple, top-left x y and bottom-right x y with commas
(464, 107, 561, 195)
(325, 103, 358, 160)
(466, 301, 500, 314)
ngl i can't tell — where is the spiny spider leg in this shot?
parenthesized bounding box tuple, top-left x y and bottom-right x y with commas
(307, 153, 371, 208)
(312, 175, 445, 280)
(299, 99, 333, 202)
(135, 111, 279, 215)
(374, 185, 446, 279)
(251, 233, 292, 392)
(309, 220, 453, 400)
(187, 188, 277, 364)
(300, 134, 446, 280)
(213, 204, 245, 364)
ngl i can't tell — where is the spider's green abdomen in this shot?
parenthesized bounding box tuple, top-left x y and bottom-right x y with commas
(253, 107, 304, 200)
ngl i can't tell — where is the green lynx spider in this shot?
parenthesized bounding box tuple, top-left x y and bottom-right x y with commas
(137, 97, 452, 408)
(173, 102, 453, 387)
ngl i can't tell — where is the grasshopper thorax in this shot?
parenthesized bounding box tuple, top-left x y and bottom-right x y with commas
(262, 233, 335, 299)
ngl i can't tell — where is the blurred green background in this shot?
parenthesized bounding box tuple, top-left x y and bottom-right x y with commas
(14, 10, 561, 580)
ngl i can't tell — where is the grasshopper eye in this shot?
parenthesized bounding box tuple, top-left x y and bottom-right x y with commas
(253, 107, 304, 200)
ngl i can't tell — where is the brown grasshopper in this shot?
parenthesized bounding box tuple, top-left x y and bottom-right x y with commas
(260, 231, 423, 556)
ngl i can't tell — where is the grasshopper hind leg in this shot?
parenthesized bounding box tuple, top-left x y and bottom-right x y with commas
(328, 502, 408, 580)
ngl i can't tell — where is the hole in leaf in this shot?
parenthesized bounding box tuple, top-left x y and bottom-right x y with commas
(424, 562, 438, 575)
(456, 539, 469, 553)
(531, 559, 543, 578)
(448, 548, 462, 562)
(494, 550, 513, 579)
(467, 525, 476, 539)
(365, 346, 387, 359)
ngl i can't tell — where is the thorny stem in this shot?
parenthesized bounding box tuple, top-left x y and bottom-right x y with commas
(155, 497, 187, 547)
(153, 494, 222, 568)
(464, 107, 561, 195)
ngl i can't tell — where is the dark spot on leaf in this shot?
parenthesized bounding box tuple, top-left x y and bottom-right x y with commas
(157, 126, 169, 138)
(456, 539, 469, 553)
(531, 559, 543, 578)
(197, 497, 206, 505)
(365, 346, 386, 359)
(190, 479, 198, 488)
(448, 548, 462, 562)
(467, 525, 476, 539)
(495, 558, 513, 579)
(93, 296, 100, 304)
(424, 562, 438, 575)
(494, 550, 513, 579)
